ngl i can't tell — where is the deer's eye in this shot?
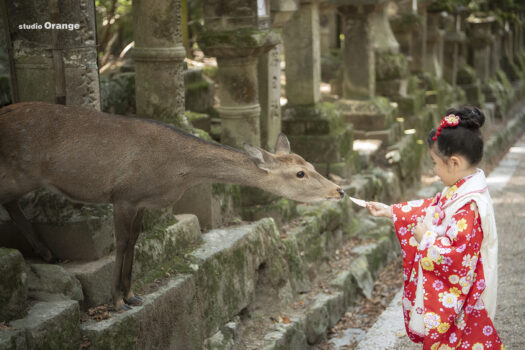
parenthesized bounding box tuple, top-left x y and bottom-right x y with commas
(296, 171, 305, 178)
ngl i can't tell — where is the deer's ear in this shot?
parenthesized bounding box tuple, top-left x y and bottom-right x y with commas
(243, 143, 275, 172)
(275, 133, 291, 155)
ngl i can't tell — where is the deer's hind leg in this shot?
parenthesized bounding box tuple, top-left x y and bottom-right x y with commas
(3, 200, 56, 262)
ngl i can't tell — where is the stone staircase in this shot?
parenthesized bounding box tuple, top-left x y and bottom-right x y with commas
(0, 190, 400, 350)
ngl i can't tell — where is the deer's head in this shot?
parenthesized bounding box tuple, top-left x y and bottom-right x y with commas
(243, 134, 344, 203)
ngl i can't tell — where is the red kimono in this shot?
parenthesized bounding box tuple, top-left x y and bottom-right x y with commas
(392, 176, 504, 350)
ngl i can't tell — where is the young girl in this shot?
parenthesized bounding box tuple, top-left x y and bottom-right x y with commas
(366, 106, 504, 350)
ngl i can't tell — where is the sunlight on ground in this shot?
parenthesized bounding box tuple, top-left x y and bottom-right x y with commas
(509, 146, 525, 154)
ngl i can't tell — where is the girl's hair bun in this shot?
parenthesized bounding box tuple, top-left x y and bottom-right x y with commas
(446, 106, 485, 131)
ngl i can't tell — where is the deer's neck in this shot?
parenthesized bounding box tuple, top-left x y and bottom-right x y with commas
(180, 139, 267, 189)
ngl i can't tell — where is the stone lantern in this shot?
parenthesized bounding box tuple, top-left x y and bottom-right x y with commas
(198, 0, 280, 149)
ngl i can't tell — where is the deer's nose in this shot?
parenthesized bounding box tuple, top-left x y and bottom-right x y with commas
(337, 188, 345, 199)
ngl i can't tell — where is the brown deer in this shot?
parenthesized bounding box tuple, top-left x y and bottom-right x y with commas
(0, 102, 344, 310)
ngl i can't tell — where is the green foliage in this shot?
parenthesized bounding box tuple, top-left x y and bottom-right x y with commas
(428, 0, 469, 13)
(95, 0, 133, 62)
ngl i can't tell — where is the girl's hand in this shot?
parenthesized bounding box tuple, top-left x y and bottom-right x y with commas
(366, 202, 392, 219)
(413, 222, 428, 243)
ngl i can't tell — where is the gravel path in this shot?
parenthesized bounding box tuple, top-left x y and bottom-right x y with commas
(355, 132, 525, 349)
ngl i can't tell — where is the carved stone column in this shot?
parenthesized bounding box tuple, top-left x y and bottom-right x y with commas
(132, 0, 186, 126)
(5, 0, 100, 108)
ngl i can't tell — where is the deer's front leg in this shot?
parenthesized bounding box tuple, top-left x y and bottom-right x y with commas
(121, 208, 144, 306)
(112, 202, 138, 311)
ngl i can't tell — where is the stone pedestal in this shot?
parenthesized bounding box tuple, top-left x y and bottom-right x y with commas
(425, 11, 445, 78)
(5, 0, 100, 108)
(282, 103, 357, 178)
(132, 0, 186, 126)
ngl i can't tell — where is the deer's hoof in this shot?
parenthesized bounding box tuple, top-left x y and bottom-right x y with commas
(117, 303, 132, 312)
(125, 295, 143, 306)
(40, 249, 58, 263)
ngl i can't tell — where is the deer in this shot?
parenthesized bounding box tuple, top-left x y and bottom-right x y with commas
(0, 101, 345, 311)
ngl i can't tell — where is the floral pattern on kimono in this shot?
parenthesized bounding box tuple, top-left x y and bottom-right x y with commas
(392, 177, 504, 350)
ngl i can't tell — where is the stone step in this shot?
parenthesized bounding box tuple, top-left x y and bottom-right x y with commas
(62, 214, 202, 308)
(0, 300, 80, 350)
(229, 222, 398, 350)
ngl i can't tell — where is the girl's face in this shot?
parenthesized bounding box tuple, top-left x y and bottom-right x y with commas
(429, 146, 462, 186)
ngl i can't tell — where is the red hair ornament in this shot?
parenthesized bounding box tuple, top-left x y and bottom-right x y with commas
(432, 114, 460, 141)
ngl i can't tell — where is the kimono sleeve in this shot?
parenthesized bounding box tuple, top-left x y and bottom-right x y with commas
(392, 198, 434, 271)
(418, 200, 483, 295)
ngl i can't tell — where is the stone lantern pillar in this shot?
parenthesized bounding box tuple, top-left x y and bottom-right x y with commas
(331, 0, 398, 146)
(443, 12, 466, 86)
(337, 2, 378, 100)
(198, 0, 279, 149)
(257, 0, 298, 151)
(336, 0, 407, 100)
(132, 0, 186, 126)
(425, 10, 445, 79)
(467, 15, 495, 84)
(412, 0, 432, 73)
(490, 20, 503, 77)
(283, 0, 322, 105)
(390, 0, 421, 71)
(4, 0, 100, 108)
(280, 0, 355, 178)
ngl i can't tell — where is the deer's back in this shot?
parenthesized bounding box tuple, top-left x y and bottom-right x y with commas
(0, 102, 188, 205)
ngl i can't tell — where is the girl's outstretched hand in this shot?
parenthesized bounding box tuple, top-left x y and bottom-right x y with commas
(366, 201, 392, 219)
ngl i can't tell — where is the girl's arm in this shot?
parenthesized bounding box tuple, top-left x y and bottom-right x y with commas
(369, 198, 434, 276)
